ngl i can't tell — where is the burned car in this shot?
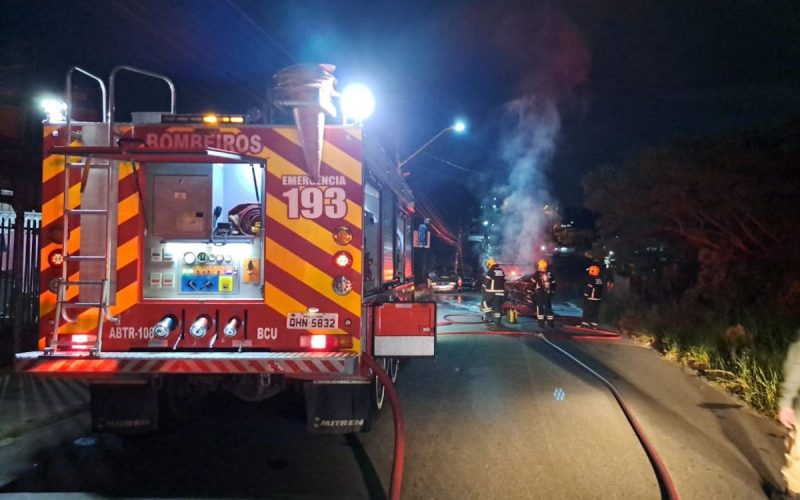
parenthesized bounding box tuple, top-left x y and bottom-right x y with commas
(505, 273, 536, 306)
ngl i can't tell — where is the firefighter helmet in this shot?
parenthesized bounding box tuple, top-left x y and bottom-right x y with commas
(537, 259, 548, 272)
(486, 257, 497, 268)
(588, 264, 601, 277)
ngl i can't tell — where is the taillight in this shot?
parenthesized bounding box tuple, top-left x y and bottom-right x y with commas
(334, 251, 353, 268)
(48, 249, 64, 267)
(310, 335, 326, 349)
(300, 334, 354, 350)
(64, 334, 93, 350)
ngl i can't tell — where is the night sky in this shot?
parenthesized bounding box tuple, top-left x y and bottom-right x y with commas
(3, 0, 800, 227)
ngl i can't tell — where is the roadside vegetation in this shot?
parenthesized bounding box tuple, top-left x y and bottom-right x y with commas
(583, 119, 800, 417)
(600, 293, 789, 416)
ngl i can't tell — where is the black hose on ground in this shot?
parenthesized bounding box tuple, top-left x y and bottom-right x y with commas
(537, 334, 681, 500)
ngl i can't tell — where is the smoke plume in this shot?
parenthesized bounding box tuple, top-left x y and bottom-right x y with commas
(485, 7, 589, 269)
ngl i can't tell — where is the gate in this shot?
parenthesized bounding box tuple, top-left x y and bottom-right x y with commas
(0, 210, 41, 330)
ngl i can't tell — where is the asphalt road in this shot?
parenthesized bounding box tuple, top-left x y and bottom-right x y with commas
(0, 292, 786, 499)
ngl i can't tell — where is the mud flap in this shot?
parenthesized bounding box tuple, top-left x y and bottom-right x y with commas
(304, 380, 371, 434)
(90, 382, 158, 433)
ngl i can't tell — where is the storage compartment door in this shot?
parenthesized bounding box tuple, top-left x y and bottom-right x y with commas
(373, 302, 436, 357)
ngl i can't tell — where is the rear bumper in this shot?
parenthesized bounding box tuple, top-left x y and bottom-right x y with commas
(15, 351, 360, 379)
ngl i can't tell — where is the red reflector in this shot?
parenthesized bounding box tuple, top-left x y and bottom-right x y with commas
(333, 225, 353, 246)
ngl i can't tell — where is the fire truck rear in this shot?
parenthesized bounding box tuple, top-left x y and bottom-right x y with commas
(16, 64, 436, 433)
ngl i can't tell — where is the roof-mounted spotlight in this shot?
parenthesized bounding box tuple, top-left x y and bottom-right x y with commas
(40, 97, 66, 123)
(341, 83, 375, 124)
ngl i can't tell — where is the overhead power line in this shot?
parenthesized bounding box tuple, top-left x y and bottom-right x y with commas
(421, 152, 489, 178)
(225, 0, 297, 64)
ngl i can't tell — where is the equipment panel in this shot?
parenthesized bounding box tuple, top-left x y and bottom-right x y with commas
(144, 241, 262, 300)
(142, 161, 265, 300)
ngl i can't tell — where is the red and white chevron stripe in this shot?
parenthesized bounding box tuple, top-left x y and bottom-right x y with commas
(15, 352, 358, 376)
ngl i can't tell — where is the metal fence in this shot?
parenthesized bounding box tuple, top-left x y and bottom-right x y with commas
(0, 211, 41, 329)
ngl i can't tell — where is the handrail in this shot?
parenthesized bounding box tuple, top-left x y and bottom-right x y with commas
(108, 65, 176, 146)
(65, 67, 107, 145)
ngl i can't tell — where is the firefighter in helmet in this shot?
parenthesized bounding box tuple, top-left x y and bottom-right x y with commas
(481, 257, 506, 323)
(581, 263, 604, 328)
(532, 258, 556, 328)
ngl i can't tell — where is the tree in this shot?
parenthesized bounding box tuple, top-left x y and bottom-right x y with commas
(584, 120, 800, 318)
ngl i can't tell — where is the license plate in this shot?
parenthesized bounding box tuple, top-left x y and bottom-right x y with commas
(286, 312, 339, 330)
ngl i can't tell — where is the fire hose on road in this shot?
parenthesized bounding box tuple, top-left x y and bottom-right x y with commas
(363, 353, 405, 500)
(435, 313, 679, 499)
(537, 334, 681, 500)
(440, 313, 621, 341)
(440, 313, 485, 325)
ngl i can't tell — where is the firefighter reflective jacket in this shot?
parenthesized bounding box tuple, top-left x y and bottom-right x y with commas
(532, 271, 556, 295)
(585, 277, 604, 301)
(483, 265, 506, 293)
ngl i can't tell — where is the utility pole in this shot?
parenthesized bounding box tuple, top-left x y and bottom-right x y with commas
(455, 228, 463, 275)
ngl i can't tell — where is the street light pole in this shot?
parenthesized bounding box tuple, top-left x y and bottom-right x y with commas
(396, 120, 466, 172)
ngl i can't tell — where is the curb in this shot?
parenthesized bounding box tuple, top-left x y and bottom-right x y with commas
(0, 402, 89, 444)
(0, 411, 90, 488)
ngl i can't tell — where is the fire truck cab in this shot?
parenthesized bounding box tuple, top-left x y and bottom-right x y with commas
(16, 64, 436, 433)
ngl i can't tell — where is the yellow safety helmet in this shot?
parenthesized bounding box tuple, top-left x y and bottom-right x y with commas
(486, 257, 497, 268)
(537, 259, 548, 272)
(588, 265, 601, 277)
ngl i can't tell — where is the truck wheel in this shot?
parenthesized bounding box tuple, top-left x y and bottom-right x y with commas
(388, 358, 400, 383)
(372, 358, 387, 410)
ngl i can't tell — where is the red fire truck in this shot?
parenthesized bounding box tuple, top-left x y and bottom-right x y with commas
(16, 64, 436, 433)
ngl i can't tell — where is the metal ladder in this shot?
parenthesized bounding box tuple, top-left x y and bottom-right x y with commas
(47, 67, 114, 356)
(46, 65, 177, 356)
(47, 157, 116, 355)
